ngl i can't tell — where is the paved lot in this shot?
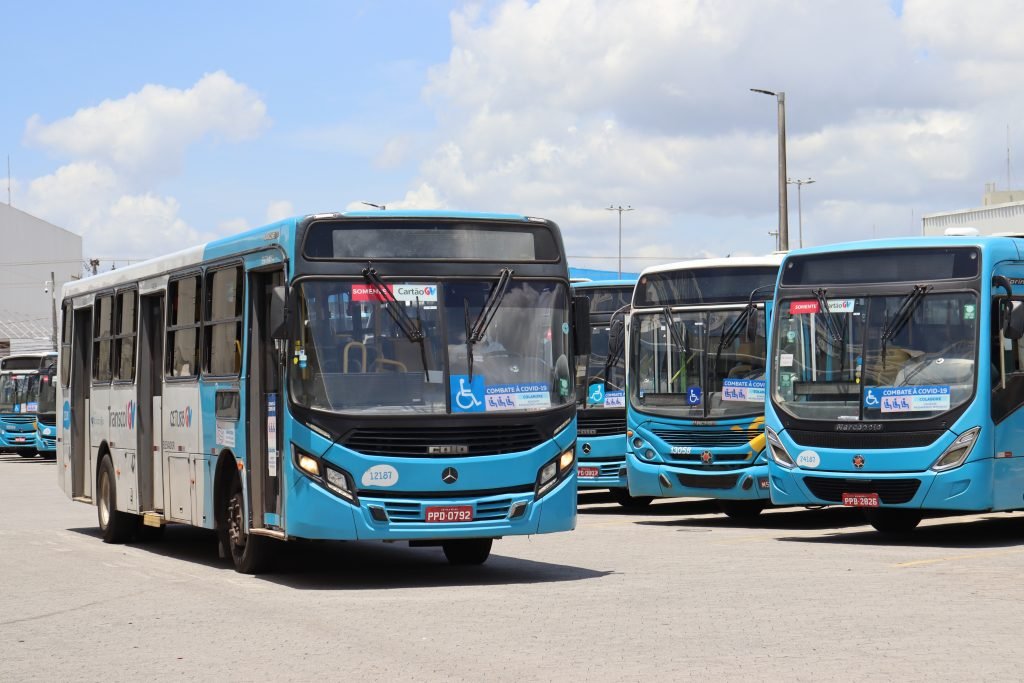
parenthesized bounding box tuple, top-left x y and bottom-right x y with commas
(2, 454, 1024, 681)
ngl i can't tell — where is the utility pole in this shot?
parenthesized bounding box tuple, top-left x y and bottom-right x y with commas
(49, 271, 57, 351)
(89, 258, 100, 276)
(751, 88, 790, 250)
(605, 205, 634, 278)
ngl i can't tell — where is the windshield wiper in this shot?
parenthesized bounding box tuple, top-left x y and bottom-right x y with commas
(713, 284, 774, 372)
(601, 304, 629, 385)
(813, 288, 846, 344)
(361, 265, 429, 380)
(464, 268, 515, 381)
(879, 284, 930, 367)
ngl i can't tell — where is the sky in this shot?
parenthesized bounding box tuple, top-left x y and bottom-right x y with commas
(4, 0, 1024, 273)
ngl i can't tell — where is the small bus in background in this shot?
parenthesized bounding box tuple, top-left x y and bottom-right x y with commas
(626, 256, 782, 518)
(765, 236, 1024, 533)
(36, 362, 58, 456)
(0, 352, 57, 458)
(58, 211, 589, 572)
(572, 279, 651, 507)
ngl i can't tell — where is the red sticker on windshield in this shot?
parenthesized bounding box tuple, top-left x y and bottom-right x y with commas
(789, 300, 820, 315)
(351, 284, 391, 301)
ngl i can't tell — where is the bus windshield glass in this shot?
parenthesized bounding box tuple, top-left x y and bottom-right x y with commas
(291, 279, 573, 414)
(630, 307, 768, 419)
(38, 369, 57, 414)
(0, 373, 40, 413)
(773, 292, 978, 421)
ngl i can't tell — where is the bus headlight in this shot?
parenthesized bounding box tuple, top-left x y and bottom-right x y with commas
(765, 427, 795, 469)
(931, 427, 981, 472)
(293, 446, 359, 505)
(536, 445, 575, 500)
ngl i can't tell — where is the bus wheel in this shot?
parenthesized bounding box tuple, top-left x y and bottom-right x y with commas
(864, 509, 922, 534)
(718, 500, 766, 520)
(97, 455, 134, 544)
(17, 451, 36, 458)
(223, 479, 273, 574)
(611, 489, 653, 509)
(442, 538, 492, 565)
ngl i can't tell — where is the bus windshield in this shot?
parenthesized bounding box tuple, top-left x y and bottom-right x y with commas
(579, 324, 626, 409)
(0, 373, 40, 414)
(291, 278, 573, 414)
(772, 291, 978, 421)
(38, 369, 57, 414)
(630, 306, 768, 419)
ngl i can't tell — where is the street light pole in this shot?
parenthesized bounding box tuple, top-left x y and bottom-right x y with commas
(46, 272, 57, 351)
(786, 177, 815, 249)
(751, 88, 789, 251)
(606, 205, 634, 278)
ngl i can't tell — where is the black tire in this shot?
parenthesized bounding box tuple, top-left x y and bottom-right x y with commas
(223, 479, 274, 574)
(97, 455, 135, 543)
(864, 508, 923, 534)
(611, 488, 654, 509)
(718, 500, 767, 520)
(17, 451, 36, 459)
(442, 538, 492, 565)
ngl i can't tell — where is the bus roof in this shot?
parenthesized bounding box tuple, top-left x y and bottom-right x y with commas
(782, 234, 1024, 259)
(571, 279, 637, 289)
(638, 254, 784, 278)
(62, 210, 555, 299)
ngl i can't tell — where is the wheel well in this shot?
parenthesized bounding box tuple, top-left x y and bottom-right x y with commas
(95, 442, 111, 484)
(213, 450, 240, 531)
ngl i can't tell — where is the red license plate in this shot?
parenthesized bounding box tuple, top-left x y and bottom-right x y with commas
(14, 437, 25, 443)
(424, 505, 473, 523)
(578, 467, 600, 479)
(842, 492, 880, 507)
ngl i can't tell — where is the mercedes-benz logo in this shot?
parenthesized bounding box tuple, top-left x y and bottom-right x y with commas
(441, 467, 459, 484)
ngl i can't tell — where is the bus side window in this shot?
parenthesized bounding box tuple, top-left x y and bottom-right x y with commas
(166, 276, 201, 378)
(93, 295, 114, 383)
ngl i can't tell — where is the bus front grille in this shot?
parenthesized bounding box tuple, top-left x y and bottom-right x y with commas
(803, 476, 921, 504)
(653, 428, 761, 447)
(342, 425, 545, 457)
(1, 415, 36, 425)
(788, 430, 944, 450)
(676, 473, 740, 490)
(576, 411, 626, 437)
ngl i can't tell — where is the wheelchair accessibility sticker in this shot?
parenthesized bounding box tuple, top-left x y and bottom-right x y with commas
(587, 383, 606, 406)
(484, 383, 551, 411)
(864, 385, 950, 413)
(686, 386, 702, 405)
(450, 375, 486, 413)
(604, 391, 625, 407)
(721, 378, 766, 402)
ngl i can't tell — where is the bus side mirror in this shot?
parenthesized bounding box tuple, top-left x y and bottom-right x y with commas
(270, 285, 288, 340)
(743, 305, 760, 343)
(608, 317, 625, 354)
(1002, 300, 1024, 340)
(572, 295, 592, 356)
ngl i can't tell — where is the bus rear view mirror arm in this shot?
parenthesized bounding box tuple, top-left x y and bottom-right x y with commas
(572, 295, 592, 356)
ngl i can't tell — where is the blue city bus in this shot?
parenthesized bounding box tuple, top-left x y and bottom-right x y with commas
(625, 256, 783, 518)
(0, 352, 57, 457)
(36, 363, 58, 456)
(572, 279, 651, 506)
(58, 211, 589, 572)
(764, 235, 1024, 533)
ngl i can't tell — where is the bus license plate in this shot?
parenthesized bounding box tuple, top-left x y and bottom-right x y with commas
(842, 492, 880, 507)
(424, 505, 473, 523)
(14, 437, 25, 443)
(578, 467, 599, 479)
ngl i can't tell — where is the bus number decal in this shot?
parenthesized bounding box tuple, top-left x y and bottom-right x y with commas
(361, 464, 399, 487)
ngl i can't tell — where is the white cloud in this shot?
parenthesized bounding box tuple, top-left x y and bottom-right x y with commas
(265, 200, 295, 223)
(24, 71, 269, 183)
(409, 0, 1024, 265)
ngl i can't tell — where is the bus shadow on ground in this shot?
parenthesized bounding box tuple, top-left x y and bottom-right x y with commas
(777, 512, 1024, 549)
(577, 491, 722, 517)
(635, 505, 871, 531)
(0, 455, 56, 465)
(68, 524, 613, 590)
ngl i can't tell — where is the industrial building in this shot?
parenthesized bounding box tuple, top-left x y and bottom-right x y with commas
(0, 204, 83, 354)
(922, 183, 1024, 236)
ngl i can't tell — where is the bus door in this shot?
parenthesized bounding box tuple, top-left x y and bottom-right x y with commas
(69, 306, 92, 499)
(247, 268, 285, 529)
(137, 293, 165, 512)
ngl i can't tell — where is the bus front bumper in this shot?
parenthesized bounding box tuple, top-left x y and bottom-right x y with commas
(627, 452, 770, 500)
(284, 473, 578, 541)
(576, 456, 627, 490)
(768, 458, 995, 511)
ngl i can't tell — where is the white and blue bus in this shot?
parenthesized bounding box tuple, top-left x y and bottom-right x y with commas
(625, 256, 782, 518)
(765, 235, 1024, 532)
(58, 211, 589, 572)
(572, 279, 651, 506)
(0, 352, 57, 457)
(36, 363, 58, 456)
